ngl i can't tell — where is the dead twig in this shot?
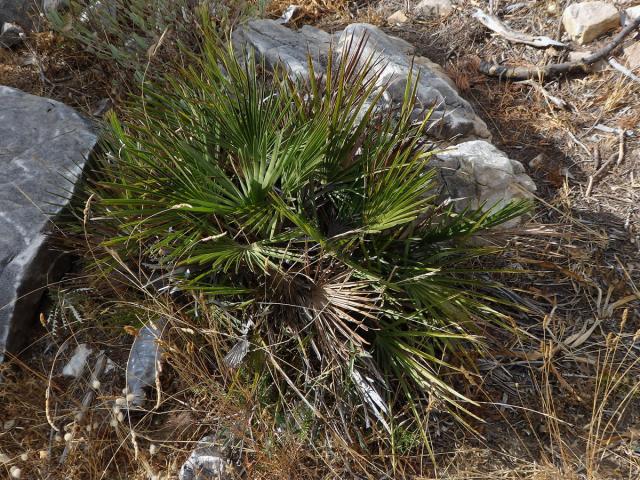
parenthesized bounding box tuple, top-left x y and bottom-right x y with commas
(616, 129, 625, 167)
(607, 57, 640, 84)
(586, 153, 617, 197)
(479, 16, 640, 80)
(517, 79, 570, 110)
(472, 9, 566, 48)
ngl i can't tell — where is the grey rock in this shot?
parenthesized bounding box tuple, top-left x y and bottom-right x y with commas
(0, 22, 24, 48)
(61, 343, 92, 378)
(338, 23, 491, 139)
(0, 87, 97, 361)
(232, 20, 490, 140)
(179, 435, 231, 480)
(0, 0, 34, 29)
(126, 318, 165, 406)
(432, 140, 536, 213)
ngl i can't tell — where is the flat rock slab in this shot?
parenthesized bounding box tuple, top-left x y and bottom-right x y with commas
(0, 86, 97, 360)
(233, 20, 491, 140)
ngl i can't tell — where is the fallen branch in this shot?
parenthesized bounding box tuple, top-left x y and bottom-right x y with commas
(479, 16, 640, 80)
(473, 9, 566, 48)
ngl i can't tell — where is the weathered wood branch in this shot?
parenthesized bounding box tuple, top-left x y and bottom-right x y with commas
(479, 16, 640, 80)
(473, 9, 567, 48)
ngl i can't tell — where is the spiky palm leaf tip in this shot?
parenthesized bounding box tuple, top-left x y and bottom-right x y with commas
(88, 33, 530, 442)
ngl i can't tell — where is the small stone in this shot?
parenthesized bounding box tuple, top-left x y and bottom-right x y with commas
(387, 10, 408, 24)
(9, 466, 21, 479)
(415, 0, 453, 17)
(624, 42, 640, 71)
(19, 453, 27, 461)
(91, 379, 101, 390)
(3, 419, 15, 430)
(63, 432, 73, 442)
(149, 444, 158, 456)
(562, 2, 620, 44)
(0, 452, 9, 464)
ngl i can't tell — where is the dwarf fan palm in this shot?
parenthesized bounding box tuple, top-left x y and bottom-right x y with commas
(89, 33, 530, 438)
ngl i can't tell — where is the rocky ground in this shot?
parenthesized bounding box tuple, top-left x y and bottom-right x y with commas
(1, 1, 640, 479)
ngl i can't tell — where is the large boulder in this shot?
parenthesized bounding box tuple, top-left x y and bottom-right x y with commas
(232, 20, 491, 141)
(0, 86, 97, 361)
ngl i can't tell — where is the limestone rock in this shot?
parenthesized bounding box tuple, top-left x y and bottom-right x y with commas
(232, 20, 490, 140)
(432, 140, 536, 213)
(0, 87, 97, 361)
(625, 41, 640, 71)
(562, 1, 620, 44)
(415, 0, 454, 18)
(388, 10, 409, 24)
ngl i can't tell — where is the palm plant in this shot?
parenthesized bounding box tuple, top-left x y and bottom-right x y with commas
(88, 33, 530, 440)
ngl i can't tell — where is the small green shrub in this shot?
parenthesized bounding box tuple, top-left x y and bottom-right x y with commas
(86, 35, 529, 438)
(48, 0, 263, 79)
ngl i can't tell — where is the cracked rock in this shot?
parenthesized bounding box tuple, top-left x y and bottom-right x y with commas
(0, 87, 97, 361)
